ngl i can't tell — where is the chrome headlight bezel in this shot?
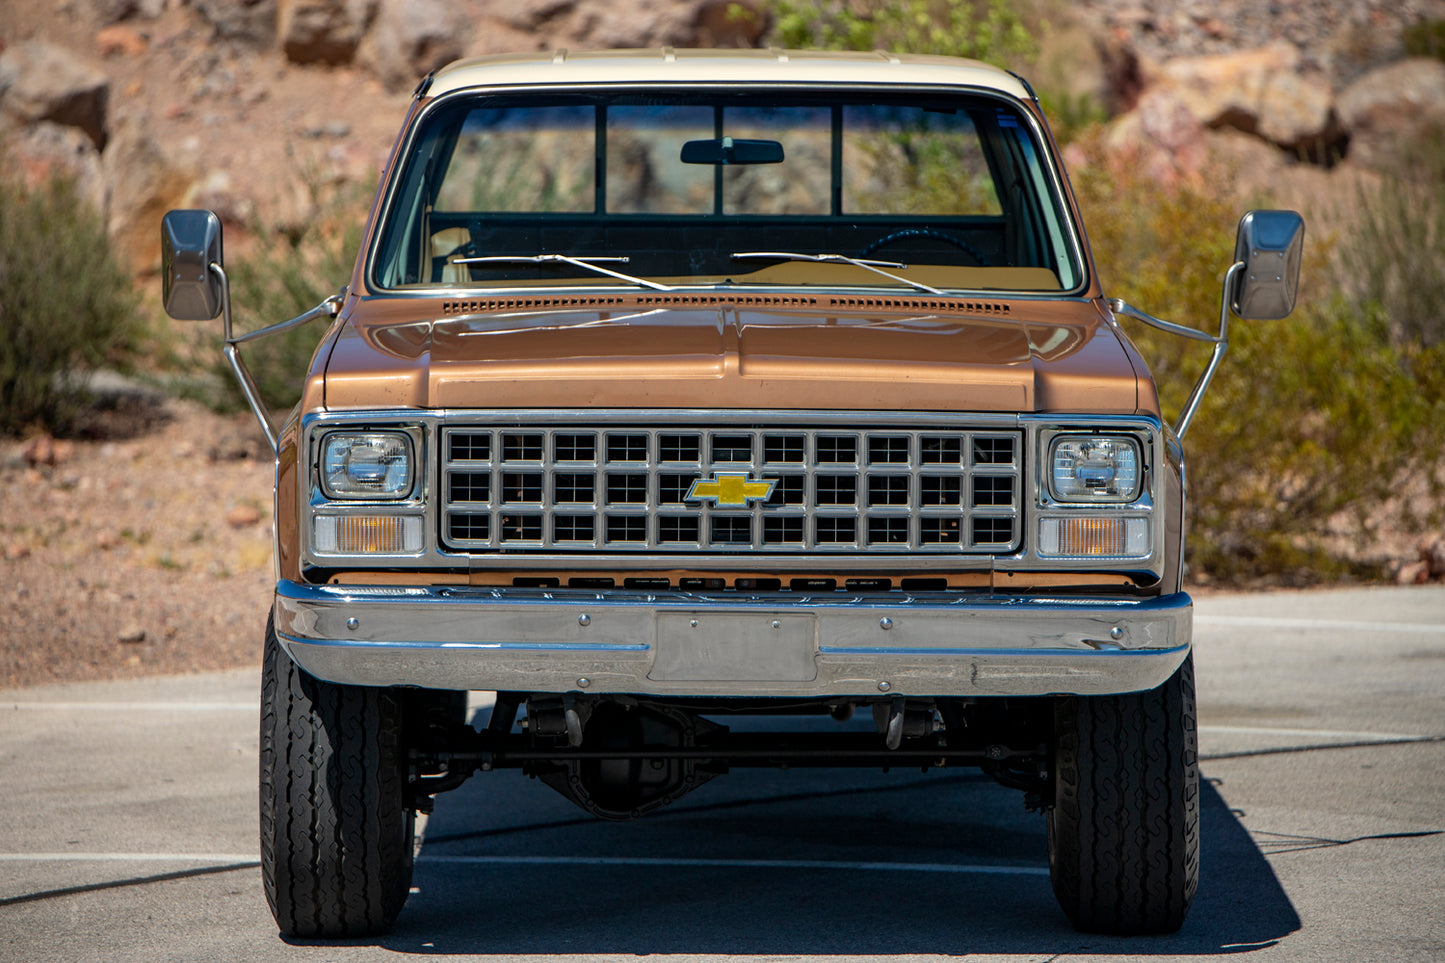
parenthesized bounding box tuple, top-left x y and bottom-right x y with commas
(318, 430, 416, 500)
(1046, 434, 1143, 504)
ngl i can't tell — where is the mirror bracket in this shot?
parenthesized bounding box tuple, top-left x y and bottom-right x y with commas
(213, 261, 342, 454)
(1110, 261, 1243, 440)
(1110, 208, 1303, 440)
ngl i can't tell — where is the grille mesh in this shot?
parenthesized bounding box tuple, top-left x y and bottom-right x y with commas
(441, 426, 1021, 554)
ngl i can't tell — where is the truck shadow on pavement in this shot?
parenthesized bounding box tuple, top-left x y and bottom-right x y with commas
(364, 711, 1300, 957)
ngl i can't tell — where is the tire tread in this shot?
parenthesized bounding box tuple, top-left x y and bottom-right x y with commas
(1049, 654, 1199, 935)
(259, 616, 413, 937)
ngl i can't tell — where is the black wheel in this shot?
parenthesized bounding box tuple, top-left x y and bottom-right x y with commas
(260, 616, 414, 937)
(1048, 653, 1199, 935)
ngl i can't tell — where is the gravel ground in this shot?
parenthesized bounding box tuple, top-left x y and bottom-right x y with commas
(1, 398, 275, 687)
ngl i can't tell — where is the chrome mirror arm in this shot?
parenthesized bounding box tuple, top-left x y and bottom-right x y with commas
(209, 262, 343, 455)
(1109, 261, 1244, 440)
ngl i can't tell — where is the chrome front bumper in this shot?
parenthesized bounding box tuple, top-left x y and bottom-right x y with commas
(273, 580, 1191, 698)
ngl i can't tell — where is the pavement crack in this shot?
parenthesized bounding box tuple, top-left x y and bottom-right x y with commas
(1250, 829, 1442, 855)
(1201, 734, 1445, 761)
(0, 861, 260, 908)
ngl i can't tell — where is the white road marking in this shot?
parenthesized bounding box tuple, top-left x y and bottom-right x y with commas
(1196, 615, 1445, 635)
(1, 702, 254, 711)
(1200, 725, 1441, 742)
(0, 853, 257, 863)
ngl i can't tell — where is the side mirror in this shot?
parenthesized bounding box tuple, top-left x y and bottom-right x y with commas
(1232, 209, 1304, 320)
(161, 209, 225, 321)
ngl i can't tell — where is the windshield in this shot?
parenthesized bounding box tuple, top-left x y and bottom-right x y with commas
(370, 89, 1083, 294)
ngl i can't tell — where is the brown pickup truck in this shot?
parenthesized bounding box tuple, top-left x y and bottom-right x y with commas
(161, 48, 1303, 940)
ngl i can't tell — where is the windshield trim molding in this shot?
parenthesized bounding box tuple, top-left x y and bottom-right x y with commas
(363, 81, 1092, 301)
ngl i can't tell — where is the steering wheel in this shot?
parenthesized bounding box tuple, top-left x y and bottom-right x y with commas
(861, 228, 992, 267)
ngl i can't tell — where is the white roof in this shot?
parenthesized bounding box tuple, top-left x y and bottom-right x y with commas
(427, 48, 1033, 101)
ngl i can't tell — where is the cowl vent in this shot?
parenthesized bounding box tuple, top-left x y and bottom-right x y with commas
(439, 292, 1011, 317)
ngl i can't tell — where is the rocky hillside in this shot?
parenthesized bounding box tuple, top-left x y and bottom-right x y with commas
(2, 0, 1442, 276)
(0, 0, 766, 275)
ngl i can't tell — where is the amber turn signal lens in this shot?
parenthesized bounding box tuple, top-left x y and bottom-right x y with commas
(313, 515, 422, 554)
(1038, 517, 1148, 557)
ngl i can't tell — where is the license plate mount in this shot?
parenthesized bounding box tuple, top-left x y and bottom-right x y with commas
(649, 612, 819, 682)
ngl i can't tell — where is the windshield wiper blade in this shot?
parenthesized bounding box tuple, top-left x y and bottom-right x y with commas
(730, 251, 944, 296)
(451, 254, 675, 292)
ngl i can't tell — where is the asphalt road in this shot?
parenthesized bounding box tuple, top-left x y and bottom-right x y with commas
(2, 585, 1442, 962)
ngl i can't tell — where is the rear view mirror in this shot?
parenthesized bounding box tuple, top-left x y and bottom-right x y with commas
(161, 209, 225, 321)
(1232, 210, 1304, 320)
(680, 137, 785, 165)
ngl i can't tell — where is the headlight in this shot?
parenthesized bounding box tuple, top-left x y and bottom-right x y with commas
(321, 432, 414, 499)
(1048, 435, 1141, 503)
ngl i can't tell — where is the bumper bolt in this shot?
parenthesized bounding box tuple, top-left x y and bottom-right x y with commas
(578, 613, 591, 627)
(1110, 626, 1123, 640)
(880, 617, 894, 630)
(577, 677, 591, 688)
(878, 681, 891, 692)
(346, 617, 359, 631)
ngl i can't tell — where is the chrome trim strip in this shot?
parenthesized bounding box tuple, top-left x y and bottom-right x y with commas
(307, 408, 1024, 429)
(436, 642, 650, 652)
(273, 580, 1191, 697)
(465, 553, 996, 572)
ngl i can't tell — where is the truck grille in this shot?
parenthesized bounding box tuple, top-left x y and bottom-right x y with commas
(440, 426, 1022, 554)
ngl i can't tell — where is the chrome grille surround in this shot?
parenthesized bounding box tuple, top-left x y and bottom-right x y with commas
(440, 424, 1022, 554)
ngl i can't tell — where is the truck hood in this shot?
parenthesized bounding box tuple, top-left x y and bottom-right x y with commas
(321, 295, 1152, 416)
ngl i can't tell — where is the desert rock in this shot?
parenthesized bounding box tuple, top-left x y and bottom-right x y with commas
(278, 0, 377, 65)
(1337, 58, 1445, 171)
(0, 41, 111, 150)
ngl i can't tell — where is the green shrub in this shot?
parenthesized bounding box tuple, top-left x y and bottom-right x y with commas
(1337, 127, 1445, 348)
(767, 2, 1110, 144)
(0, 170, 141, 436)
(1074, 143, 1445, 583)
(769, 0, 1036, 65)
(1403, 18, 1445, 61)
(1038, 89, 1109, 145)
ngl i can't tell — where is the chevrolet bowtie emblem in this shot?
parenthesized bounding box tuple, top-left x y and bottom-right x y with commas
(685, 473, 776, 508)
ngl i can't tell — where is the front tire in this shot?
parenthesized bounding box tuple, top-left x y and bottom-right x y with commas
(260, 616, 414, 937)
(1048, 653, 1199, 935)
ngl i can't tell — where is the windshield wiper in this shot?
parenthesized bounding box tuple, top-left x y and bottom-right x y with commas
(730, 251, 944, 296)
(451, 254, 675, 292)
